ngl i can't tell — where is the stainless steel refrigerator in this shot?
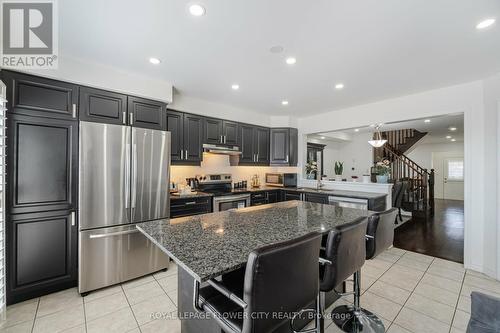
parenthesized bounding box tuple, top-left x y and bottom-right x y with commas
(78, 121, 170, 293)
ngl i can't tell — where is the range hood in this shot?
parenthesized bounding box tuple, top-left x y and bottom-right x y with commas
(203, 143, 242, 155)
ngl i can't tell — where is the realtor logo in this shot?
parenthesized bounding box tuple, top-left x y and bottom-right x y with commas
(1, 0, 58, 68)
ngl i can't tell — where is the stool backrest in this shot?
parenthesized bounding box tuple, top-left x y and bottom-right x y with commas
(366, 208, 397, 259)
(320, 217, 368, 292)
(392, 181, 403, 206)
(241, 232, 322, 333)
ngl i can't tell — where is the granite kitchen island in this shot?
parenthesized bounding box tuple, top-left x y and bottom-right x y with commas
(137, 200, 373, 333)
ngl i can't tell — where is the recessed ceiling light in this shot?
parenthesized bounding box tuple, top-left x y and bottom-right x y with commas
(335, 83, 344, 90)
(449, 127, 457, 131)
(281, 100, 289, 106)
(285, 57, 296, 65)
(189, 4, 206, 16)
(476, 18, 495, 30)
(424, 119, 431, 123)
(446, 136, 452, 139)
(451, 139, 456, 142)
(149, 57, 161, 65)
(320, 136, 326, 140)
(354, 129, 360, 132)
(231, 84, 239, 90)
(270, 46, 284, 54)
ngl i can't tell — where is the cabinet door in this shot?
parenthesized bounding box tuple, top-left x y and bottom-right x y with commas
(2, 70, 79, 120)
(167, 110, 184, 164)
(239, 125, 255, 164)
(183, 114, 203, 164)
(289, 128, 298, 166)
(304, 193, 328, 204)
(128, 96, 166, 130)
(7, 114, 78, 214)
(79, 87, 127, 125)
(284, 191, 301, 201)
(270, 128, 290, 165)
(203, 118, 223, 144)
(255, 127, 270, 165)
(267, 191, 279, 204)
(7, 210, 77, 304)
(223, 121, 239, 146)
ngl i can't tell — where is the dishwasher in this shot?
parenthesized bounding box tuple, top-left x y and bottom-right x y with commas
(328, 196, 368, 210)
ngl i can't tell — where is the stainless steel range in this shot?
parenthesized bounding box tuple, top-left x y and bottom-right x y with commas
(196, 174, 251, 212)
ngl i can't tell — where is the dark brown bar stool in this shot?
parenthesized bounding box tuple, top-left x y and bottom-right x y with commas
(330, 209, 397, 333)
(193, 232, 323, 333)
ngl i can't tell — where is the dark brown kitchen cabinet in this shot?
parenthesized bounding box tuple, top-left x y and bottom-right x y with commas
(79, 87, 127, 125)
(7, 210, 77, 304)
(270, 128, 298, 166)
(170, 197, 212, 218)
(238, 125, 269, 165)
(222, 120, 239, 145)
(128, 96, 166, 130)
(203, 117, 223, 144)
(7, 114, 78, 215)
(1, 70, 79, 120)
(167, 110, 202, 165)
(283, 191, 302, 201)
(304, 193, 329, 204)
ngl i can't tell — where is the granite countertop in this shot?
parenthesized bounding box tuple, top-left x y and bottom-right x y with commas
(170, 191, 213, 200)
(136, 200, 373, 282)
(285, 187, 387, 200)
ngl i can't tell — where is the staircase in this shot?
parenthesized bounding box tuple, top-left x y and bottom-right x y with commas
(373, 129, 435, 219)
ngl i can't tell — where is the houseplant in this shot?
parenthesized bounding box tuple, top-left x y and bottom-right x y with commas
(334, 161, 344, 181)
(305, 161, 318, 179)
(375, 159, 391, 183)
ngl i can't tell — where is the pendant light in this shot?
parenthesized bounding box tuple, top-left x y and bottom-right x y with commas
(368, 125, 387, 148)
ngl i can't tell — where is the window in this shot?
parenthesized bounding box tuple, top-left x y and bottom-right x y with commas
(447, 160, 464, 181)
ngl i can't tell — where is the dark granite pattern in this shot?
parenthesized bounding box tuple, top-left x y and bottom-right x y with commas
(137, 200, 373, 282)
(289, 187, 387, 200)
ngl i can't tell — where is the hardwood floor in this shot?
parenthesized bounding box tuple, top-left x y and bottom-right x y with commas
(394, 199, 464, 263)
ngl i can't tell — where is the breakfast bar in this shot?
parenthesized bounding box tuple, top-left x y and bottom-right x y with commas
(137, 200, 373, 332)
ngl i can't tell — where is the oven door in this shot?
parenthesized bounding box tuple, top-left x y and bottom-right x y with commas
(213, 194, 251, 212)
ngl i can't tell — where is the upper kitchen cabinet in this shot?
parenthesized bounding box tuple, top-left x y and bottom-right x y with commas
(128, 96, 167, 130)
(7, 114, 78, 214)
(270, 127, 298, 166)
(79, 87, 127, 125)
(222, 120, 239, 145)
(239, 124, 269, 166)
(203, 118, 240, 145)
(1, 70, 79, 120)
(167, 110, 202, 165)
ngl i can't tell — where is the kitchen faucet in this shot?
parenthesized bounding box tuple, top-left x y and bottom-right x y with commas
(317, 179, 324, 190)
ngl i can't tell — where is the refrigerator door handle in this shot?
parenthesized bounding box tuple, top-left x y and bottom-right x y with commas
(125, 143, 130, 209)
(89, 229, 140, 239)
(131, 143, 137, 209)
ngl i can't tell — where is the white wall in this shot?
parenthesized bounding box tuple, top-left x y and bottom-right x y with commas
(407, 141, 464, 171)
(297, 79, 496, 278)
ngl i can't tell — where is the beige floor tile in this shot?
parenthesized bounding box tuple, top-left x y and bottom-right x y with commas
(427, 265, 465, 282)
(61, 324, 86, 332)
(466, 269, 495, 280)
(131, 294, 176, 326)
(140, 317, 181, 333)
(402, 251, 434, 264)
(376, 252, 401, 263)
(366, 280, 411, 305)
(457, 295, 471, 313)
(460, 283, 500, 299)
(83, 285, 123, 303)
(386, 247, 406, 256)
(394, 307, 450, 333)
(167, 290, 178, 306)
(121, 275, 156, 290)
(386, 323, 413, 333)
(431, 258, 465, 273)
(450, 327, 466, 333)
(157, 275, 178, 293)
(153, 264, 177, 280)
(123, 280, 165, 305)
(0, 321, 33, 333)
(405, 293, 455, 324)
(344, 275, 376, 294)
(452, 309, 470, 331)
(366, 257, 394, 271)
(420, 273, 462, 294)
(395, 257, 431, 272)
(358, 291, 402, 321)
(379, 265, 424, 291)
(1, 299, 39, 329)
(37, 288, 83, 318)
(33, 304, 85, 333)
(84, 291, 129, 322)
(325, 322, 344, 333)
(463, 275, 500, 294)
(413, 282, 459, 307)
(361, 265, 386, 280)
(86, 307, 138, 333)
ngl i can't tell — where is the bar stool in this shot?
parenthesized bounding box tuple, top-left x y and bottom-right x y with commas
(330, 209, 397, 333)
(193, 232, 323, 333)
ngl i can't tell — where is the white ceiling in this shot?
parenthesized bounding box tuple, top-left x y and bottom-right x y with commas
(60, 0, 500, 116)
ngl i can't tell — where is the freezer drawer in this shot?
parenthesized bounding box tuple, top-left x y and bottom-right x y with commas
(78, 224, 169, 293)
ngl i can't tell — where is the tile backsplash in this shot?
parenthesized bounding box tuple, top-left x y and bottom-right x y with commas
(170, 153, 298, 186)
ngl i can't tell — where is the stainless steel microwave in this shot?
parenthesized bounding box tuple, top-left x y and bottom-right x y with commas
(265, 173, 297, 187)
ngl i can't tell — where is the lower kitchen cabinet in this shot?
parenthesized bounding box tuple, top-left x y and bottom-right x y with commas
(283, 190, 302, 201)
(170, 196, 212, 218)
(7, 210, 77, 304)
(250, 190, 282, 206)
(304, 193, 329, 204)
(267, 191, 279, 204)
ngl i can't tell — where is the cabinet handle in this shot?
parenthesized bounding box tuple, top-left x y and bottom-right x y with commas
(224, 135, 226, 143)
(72, 104, 76, 118)
(129, 113, 134, 125)
(185, 149, 188, 160)
(181, 149, 184, 159)
(286, 155, 289, 163)
(253, 154, 256, 162)
(70, 212, 76, 226)
(220, 135, 223, 143)
(184, 201, 197, 205)
(256, 153, 259, 161)
(122, 111, 126, 124)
